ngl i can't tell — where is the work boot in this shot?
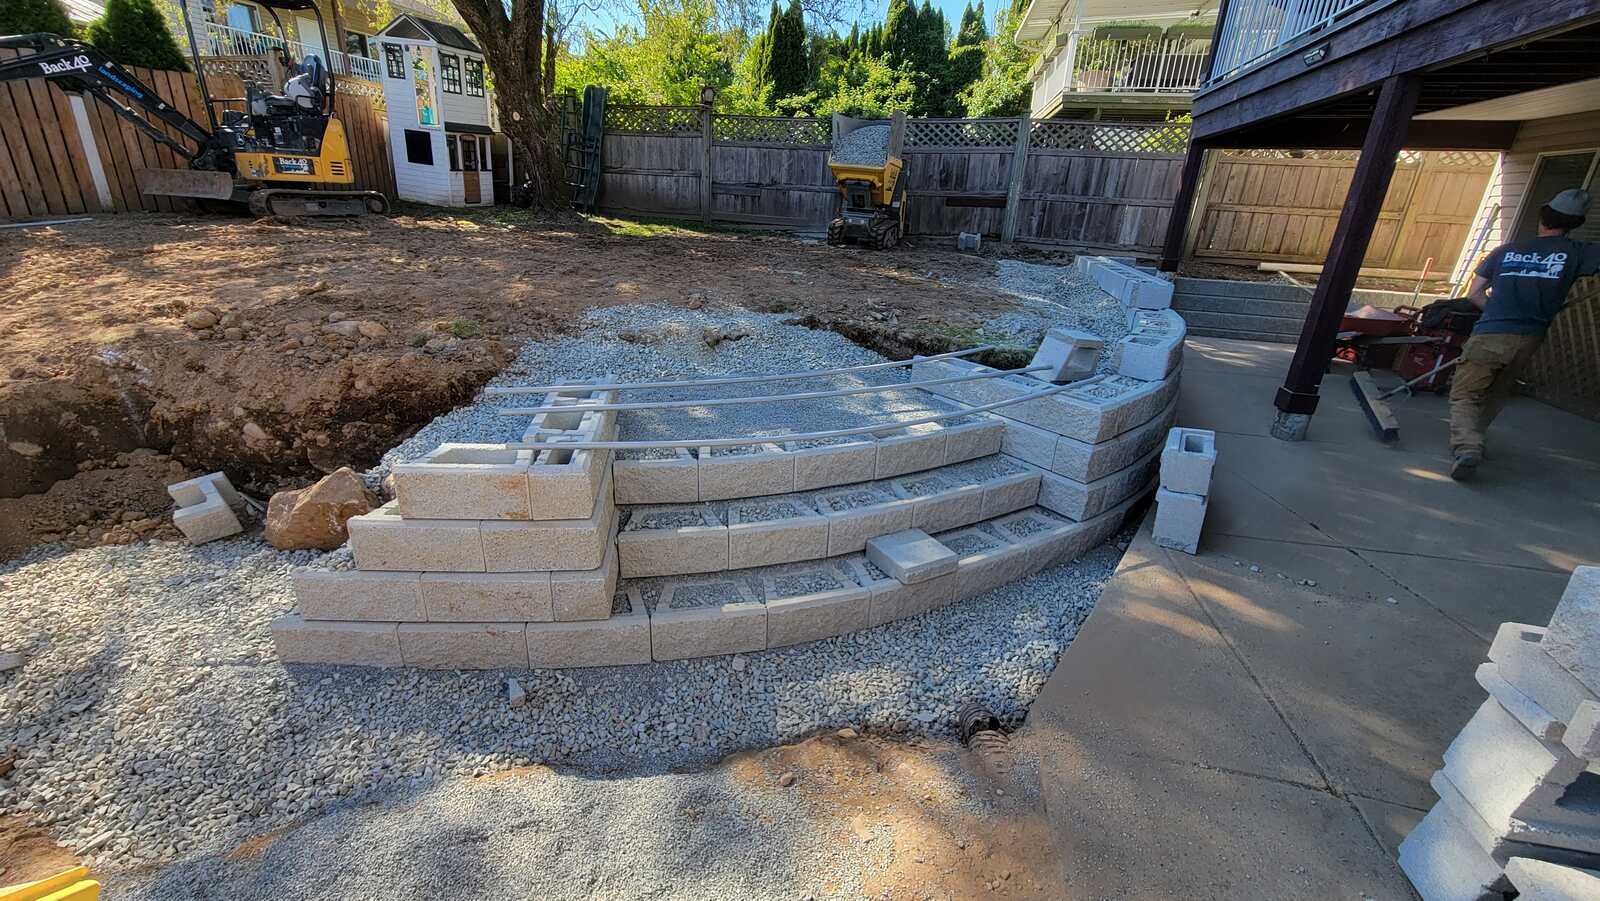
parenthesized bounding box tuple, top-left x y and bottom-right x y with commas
(1450, 451, 1482, 481)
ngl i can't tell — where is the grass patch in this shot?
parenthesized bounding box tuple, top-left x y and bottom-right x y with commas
(449, 319, 482, 339)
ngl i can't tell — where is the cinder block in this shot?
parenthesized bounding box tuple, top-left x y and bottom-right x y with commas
(348, 503, 485, 572)
(1547, 567, 1600, 693)
(727, 498, 829, 569)
(421, 571, 553, 622)
(1505, 857, 1600, 900)
(527, 593, 650, 667)
(648, 578, 767, 660)
(617, 504, 728, 578)
(1564, 701, 1600, 760)
(1051, 397, 1176, 483)
(866, 529, 957, 584)
(998, 418, 1058, 469)
(944, 527, 1029, 598)
(271, 614, 401, 667)
(1397, 803, 1509, 901)
(1115, 331, 1183, 382)
(889, 473, 984, 533)
(941, 415, 1005, 464)
(1085, 256, 1174, 310)
(551, 543, 618, 622)
(527, 439, 607, 521)
(1160, 427, 1217, 496)
(698, 443, 795, 501)
(1153, 486, 1206, 555)
(1475, 662, 1564, 743)
(874, 423, 948, 479)
(1432, 768, 1600, 869)
(613, 447, 699, 505)
(1028, 328, 1104, 383)
(787, 437, 878, 491)
(1490, 623, 1599, 727)
(979, 469, 1042, 519)
(398, 622, 529, 670)
(766, 584, 871, 647)
(815, 486, 915, 555)
(393, 445, 534, 520)
(480, 480, 613, 573)
(294, 569, 425, 621)
(169, 472, 243, 545)
(1038, 450, 1157, 523)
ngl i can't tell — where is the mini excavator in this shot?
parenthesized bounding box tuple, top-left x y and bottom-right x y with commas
(0, 0, 388, 217)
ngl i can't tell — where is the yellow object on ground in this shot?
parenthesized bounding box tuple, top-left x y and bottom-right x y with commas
(827, 157, 903, 206)
(0, 866, 100, 901)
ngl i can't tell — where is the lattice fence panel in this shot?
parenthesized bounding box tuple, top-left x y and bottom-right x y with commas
(1219, 148, 1363, 161)
(1431, 150, 1500, 168)
(605, 105, 703, 134)
(712, 115, 831, 145)
(904, 118, 1020, 148)
(1029, 121, 1188, 154)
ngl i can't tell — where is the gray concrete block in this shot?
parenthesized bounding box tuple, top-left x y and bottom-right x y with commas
(1084, 257, 1174, 310)
(617, 504, 728, 578)
(528, 441, 607, 521)
(1160, 427, 1217, 496)
(815, 487, 915, 555)
(293, 569, 424, 622)
(1050, 396, 1176, 483)
(1548, 567, 1600, 693)
(1431, 768, 1600, 870)
(1397, 804, 1508, 901)
(786, 437, 878, 491)
(1564, 702, 1600, 760)
(941, 415, 1004, 464)
(392, 444, 534, 521)
(1490, 622, 1599, 727)
(613, 447, 699, 505)
(979, 470, 1042, 519)
(1476, 662, 1565, 743)
(648, 578, 767, 660)
(889, 472, 985, 533)
(527, 595, 650, 668)
(1505, 857, 1600, 900)
(168, 471, 242, 511)
(420, 571, 553, 622)
(551, 542, 618, 622)
(271, 614, 401, 667)
(1028, 327, 1103, 383)
(398, 622, 529, 670)
(480, 482, 613, 573)
(1038, 447, 1158, 522)
(766, 584, 871, 648)
(348, 503, 485, 572)
(1005, 372, 1177, 444)
(874, 423, 949, 479)
(727, 498, 829, 569)
(998, 417, 1058, 469)
(169, 472, 243, 545)
(866, 529, 957, 584)
(1153, 487, 1206, 555)
(943, 527, 1028, 598)
(698, 443, 795, 501)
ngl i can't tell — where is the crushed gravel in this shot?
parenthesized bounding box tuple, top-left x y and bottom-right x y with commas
(830, 123, 891, 166)
(988, 260, 1131, 372)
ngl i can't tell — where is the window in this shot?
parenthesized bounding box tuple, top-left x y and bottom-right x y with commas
(345, 31, 372, 59)
(404, 129, 433, 166)
(478, 136, 491, 171)
(225, 2, 259, 33)
(446, 134, 459, 171)
(1513, 150, 1600, 243)
(459, 135, 478, 171)
(440, 53, 461, 94)
(384, 43, 404, 79)
(465, 58, 485, 97)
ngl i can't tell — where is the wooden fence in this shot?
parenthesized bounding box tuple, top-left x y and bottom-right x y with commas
(0, 50, 395, 220)
(1523, 278, 1600, 420)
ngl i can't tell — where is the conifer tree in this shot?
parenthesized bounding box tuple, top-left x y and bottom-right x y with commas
(87, 0, 189, 70)
(0, 0, 74, 37)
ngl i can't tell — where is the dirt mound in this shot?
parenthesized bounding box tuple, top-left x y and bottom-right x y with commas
(0, 450, 197, 560)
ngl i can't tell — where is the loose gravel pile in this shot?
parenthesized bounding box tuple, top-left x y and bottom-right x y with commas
(830, 124, 891, 166)
(987, 260, 1132, 372)
(0, 302, 1130, 887)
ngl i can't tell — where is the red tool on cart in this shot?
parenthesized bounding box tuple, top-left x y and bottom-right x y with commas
(1339, 299, 1481, 442)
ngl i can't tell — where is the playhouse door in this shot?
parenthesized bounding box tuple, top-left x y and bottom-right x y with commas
(463, 173, 481, 204)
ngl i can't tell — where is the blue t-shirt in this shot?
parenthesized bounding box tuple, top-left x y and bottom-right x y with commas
(1473, 235, 1600, 335)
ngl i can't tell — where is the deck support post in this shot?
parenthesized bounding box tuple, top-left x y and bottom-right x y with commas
(1271, 73, 1421, 441)
(1159, 139, 1208, 271)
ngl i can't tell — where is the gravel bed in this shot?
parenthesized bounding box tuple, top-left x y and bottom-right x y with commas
(1, 305, 1131, 886)
(729, 500, 806, 524)
(708, 444, 767, 457)
(943, 532, 1002, 555)
(617, 447, 683, 461)
(986, 260, 1132, 372)
(768, 571, 845, 598)
(895, 475, 950, 497)
(665, 580, 751, 610)
(626, 509, 710, 532)
(1002, 516, 1051, 538)
(831, 124, 890, 166)
(818, 489, 885, 512)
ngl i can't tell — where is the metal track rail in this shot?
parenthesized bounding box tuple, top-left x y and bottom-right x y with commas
(482, 345, 997, 396)
(508, 380, 1075, 451)
(500, 364, 1049, 417)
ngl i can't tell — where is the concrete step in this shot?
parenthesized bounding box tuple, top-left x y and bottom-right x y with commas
(1172, 309, 1305, 337)
(1171, 294, 1311, 320)
(611, 414, 1006, 505)
(616, 455, 1042, 579)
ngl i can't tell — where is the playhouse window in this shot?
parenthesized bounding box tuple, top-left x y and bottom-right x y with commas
(440, 54, 462, 94)
(446, 135, 459, 170)
(383, 43, 403, 79)
(465, 59, 485, 97)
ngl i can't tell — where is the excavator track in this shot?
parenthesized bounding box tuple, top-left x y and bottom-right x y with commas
(247, 188, 390, 218)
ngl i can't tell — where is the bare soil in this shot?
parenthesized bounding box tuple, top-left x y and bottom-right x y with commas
(0, 814, 82, 887)
(0, 449, 197, 561)
(0, 209, 1026, 557)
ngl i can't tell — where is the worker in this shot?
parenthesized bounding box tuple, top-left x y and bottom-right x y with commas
(1449, 188, 1600, 480)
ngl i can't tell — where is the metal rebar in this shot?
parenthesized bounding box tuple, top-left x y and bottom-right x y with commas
(481, 345, 998, 396)
(497, 363, 1049, 416)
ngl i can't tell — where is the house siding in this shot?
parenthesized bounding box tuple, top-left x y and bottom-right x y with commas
(437, 52, 491, 129)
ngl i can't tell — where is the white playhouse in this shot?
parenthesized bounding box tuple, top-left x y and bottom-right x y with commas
(375, 15, 499, 207)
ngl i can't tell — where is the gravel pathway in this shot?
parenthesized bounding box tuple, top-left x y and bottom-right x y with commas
(0, 296, 1131, 887)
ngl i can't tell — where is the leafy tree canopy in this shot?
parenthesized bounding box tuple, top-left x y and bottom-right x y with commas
(0, 0, 74, 37)
(87, 0, 189, 70)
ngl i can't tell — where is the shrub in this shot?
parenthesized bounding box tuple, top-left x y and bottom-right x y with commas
(87, 0, 189, 71)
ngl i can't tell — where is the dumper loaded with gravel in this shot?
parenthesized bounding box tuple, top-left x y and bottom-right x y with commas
(826, 112, 909, 250)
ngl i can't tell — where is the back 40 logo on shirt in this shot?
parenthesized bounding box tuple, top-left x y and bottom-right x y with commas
(1501, 249, 1568, 279)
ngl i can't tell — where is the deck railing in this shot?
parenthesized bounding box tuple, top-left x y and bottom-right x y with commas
(1207, 0, 1375, 84)
(200, 22, 383, 82)
(1030, 35, 1211, 117)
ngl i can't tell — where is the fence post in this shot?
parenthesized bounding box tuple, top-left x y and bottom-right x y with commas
(66, 93, 114, 211)
(699, 103, 713, 225)
(1001, 116, 1032, 243)
(1183, 148, 1218, 261)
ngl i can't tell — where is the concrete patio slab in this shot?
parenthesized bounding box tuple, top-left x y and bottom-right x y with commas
(1359, 550, 1569, 644)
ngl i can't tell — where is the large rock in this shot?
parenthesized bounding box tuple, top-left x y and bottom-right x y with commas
(265, 467, 377, 550)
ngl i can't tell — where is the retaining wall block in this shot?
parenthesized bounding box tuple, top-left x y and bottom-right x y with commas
(393, 445, 535, 521)
(786, 437, 878, 491)
(874, 422, 949, 479)
(998, 418, 1057, 469)
(398, 622, 530, 670)
(293, 569, 425, 622)
(528, 593, 651, 668)
(528, 440, 607, 521)
(1505, 858, 1600, 901)
(1153, 487, 1207, 555)
(889, 473, 984, 534)
(1160, 427, 1217, 496)
(551, 542, 618, 622)
(1475, 662, 1565, 743)
(727, 499, 829, 570)
(649, 578, 767, 660)
(943, 527, 1029, 598)
(1051, 397, 1177, 483)
(169, 473, 243, 545)
(698, 442, 796, 501)
(814, 487, 915, 555)
(1547, 566, 1599, 693)
(1490, 623, 1599, 727)
(765, 582, 872, 648)
(1086, 257, 1174, 310)
(1397, 803, 1510, 901)
(616, 504, 728, 578)
(1037, 448, 1157, 523)
(271, 615, 402, 667)
(941, 415, 1005, 464)
(1564, 701, 1600, 760)
(1430, 768, 1600, 869)
(978, 470, 1042, 519)
(1028, 328, 1104, 383)
(613, 447, 699, 505)
(866, 529, 957, 584)
(480, 481, 614, 573)
(348, 503, 485, 572)
(419, 571, 554, 623)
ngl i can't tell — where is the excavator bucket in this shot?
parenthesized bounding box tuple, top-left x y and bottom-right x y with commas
(135, 168, 235, 200)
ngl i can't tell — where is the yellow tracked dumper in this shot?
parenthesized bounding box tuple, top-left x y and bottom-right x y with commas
(827, 112, 908, 249)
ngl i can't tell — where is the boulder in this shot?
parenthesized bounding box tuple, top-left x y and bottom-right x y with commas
(264, 467, 377, 550)
(183, 310, 219, 330)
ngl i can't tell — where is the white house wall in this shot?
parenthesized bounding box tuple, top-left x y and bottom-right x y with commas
(437, 52, 492, 129)
(391, 128, 454, 205)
